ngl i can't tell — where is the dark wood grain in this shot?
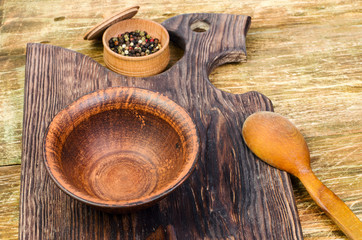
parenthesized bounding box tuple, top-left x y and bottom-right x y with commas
(20, 13, 303, 239)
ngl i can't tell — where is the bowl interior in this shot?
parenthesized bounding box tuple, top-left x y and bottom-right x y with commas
(44, 88, 198, 208)
(103, 18, 169, 59)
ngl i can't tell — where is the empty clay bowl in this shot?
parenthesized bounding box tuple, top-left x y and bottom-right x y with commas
(102, 18, 170, 77)
(43, 87, 199, 212)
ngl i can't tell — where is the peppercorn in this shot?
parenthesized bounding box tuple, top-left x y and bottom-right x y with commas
(108, 30, 162, 57)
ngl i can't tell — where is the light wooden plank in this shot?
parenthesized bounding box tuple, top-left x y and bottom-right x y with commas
(0, 165, 20, 240)
(0, 0, 360, 239)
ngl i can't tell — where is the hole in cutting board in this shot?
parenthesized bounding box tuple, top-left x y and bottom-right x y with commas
(190, 20, 210, 32)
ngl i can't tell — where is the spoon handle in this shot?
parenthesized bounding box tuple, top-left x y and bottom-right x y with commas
(299, 171, 362, 240)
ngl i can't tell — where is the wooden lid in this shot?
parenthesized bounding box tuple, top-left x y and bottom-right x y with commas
(83, 6, 140, 40)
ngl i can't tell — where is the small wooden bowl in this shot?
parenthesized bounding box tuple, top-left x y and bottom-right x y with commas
(43, 87, 199, 212)
(102, 18, 170, 77)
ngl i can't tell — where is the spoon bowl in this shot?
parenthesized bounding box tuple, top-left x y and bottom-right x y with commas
(242, 111, 311, 177)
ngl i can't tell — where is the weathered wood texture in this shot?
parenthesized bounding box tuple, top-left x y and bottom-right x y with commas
(0, 165, 20, 240)
(0, 0, 361, 239)
(19, 12, 303, 239)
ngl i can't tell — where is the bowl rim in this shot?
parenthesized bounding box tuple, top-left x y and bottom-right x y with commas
(102, 18, 170, 62)
(43, 87, 199, 210)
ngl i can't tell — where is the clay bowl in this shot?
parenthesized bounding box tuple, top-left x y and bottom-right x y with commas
(102, 18, 170, 77)
(43, 87, 199, 212)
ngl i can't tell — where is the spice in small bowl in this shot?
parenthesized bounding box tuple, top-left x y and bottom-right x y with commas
(109, 30, 162, 57)
(103, 18, 170, 77)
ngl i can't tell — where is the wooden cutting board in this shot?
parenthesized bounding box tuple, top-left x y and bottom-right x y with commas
(19, 13, 303, 239)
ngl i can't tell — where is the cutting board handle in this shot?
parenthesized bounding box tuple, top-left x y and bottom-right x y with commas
(162, 13, 251, 80)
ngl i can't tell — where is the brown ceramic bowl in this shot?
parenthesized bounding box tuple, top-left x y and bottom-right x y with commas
(43, 87, 199, 212)
(102, 18, 170, 77)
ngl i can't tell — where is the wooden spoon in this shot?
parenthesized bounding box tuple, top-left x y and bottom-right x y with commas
(242, 111, 362, 240)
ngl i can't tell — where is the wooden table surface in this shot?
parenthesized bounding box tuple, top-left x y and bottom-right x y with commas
(0, 0, 361, 239)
